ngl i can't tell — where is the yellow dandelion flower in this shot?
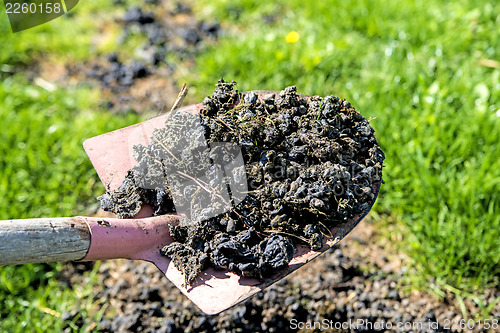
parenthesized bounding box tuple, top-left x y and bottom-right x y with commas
(285, 31, 300, 43)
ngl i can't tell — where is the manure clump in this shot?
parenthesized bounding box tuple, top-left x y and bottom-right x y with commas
(98, 79, 384, 285)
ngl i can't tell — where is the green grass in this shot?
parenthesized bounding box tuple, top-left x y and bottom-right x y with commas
(189, 0, 500, 296)
(0, 1, 143, 331)
(0, 75, 141, 219)
(0, 76, 141, 332)
(0, 262, 107, 332)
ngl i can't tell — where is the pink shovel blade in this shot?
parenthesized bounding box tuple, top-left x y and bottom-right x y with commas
(82, 92, 381, 314)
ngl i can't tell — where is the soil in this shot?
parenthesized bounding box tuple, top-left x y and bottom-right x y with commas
(60, 221, 500, 332)
(98, 79, 385, 285)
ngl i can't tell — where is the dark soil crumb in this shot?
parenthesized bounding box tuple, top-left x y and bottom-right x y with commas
(98, 79, 384, 285)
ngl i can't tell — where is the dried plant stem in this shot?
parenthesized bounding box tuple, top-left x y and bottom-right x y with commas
(164, 83, 188, 119)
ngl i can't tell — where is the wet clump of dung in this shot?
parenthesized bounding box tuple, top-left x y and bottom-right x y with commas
(98, 79, 384, 285)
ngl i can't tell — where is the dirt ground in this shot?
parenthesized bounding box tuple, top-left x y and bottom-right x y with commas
(59, 216, 499, 333)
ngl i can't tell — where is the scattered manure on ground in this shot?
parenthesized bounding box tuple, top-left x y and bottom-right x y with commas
(98, 79, 385, 285)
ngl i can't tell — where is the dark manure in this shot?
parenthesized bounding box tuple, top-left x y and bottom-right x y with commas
(99, 79, 385, 285)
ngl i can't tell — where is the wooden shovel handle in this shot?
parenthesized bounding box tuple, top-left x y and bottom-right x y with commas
(0, 217, 91, 266)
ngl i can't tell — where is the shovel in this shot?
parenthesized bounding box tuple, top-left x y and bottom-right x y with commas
(0, 90, 381, 314)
